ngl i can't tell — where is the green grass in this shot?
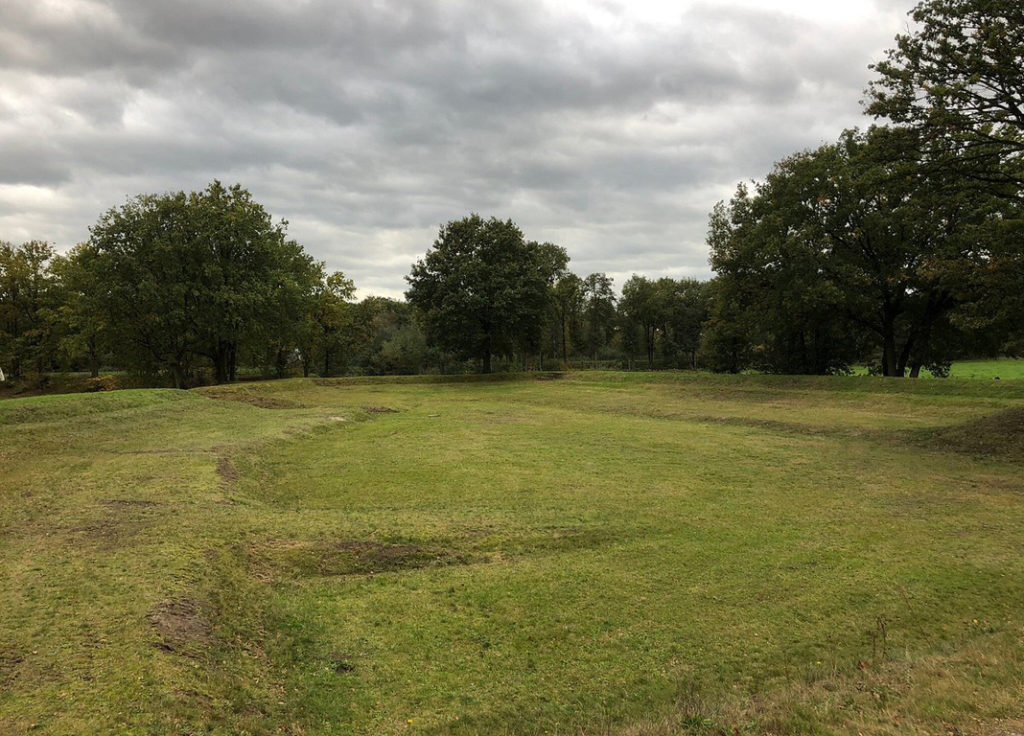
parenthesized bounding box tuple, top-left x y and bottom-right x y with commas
(2, 373, 1023, 735)
(946, 358, 1024, 380)
(849, 357, 1024, 380)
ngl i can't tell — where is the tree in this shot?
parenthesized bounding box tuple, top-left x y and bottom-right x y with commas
(0, 240, 58, 379)
(698, 277, 755, 374)
(86, 181, 320, 387)
(655, 278, 711, 369)
(708, 127, 1003, 376)
(349, 297, 428, 375)
(300, 271, 355, 377)
(707, 184, 867, 376)
(619, 275, 661, 369)
(867, 0, 1024, 193)
(580, 273, 617, 362)
(406, 215, 567, 373)
(550, 273, 585, 366)
(50, 244, 110, 378)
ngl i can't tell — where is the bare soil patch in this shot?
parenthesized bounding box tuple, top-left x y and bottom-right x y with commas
(101, 499, 162, 508)
(0, 647, 24, 686)
(148, 598, 214, 652)
(250, 538, 473, 579)
(330, 652, 356, 674)
(216, 456, 239, 486)
(69, 516, 147, 548)
(362, 406, 399, 414)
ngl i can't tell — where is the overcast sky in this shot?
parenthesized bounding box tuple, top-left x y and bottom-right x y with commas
(0, 0, 912, 297)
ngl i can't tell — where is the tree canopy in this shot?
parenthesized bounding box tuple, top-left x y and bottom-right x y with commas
(84, 181, 321, 387)
(406, 215, 567, 373)
(867, 0, 1024, 193)
(707, 127, 1005, 376)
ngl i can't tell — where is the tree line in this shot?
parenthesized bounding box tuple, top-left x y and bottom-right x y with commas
(0, 189, 712, 386)
(701, 0, 1024, 376)
(2, 0, 1022, 386)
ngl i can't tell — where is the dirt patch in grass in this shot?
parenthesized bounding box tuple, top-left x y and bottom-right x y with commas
(200, 389, 302, 409)
(216, 456, 239, 486)
(69, 517, 147, 548)
(249, 538, 474, 580)
(921, 407, 1024, 461)
(362, 406, 399, 414)
(149, 598, 214, 652)
(534, 372, 566, 380)
(0, 647, 24, 686)
(100, 499, 163, 508)
(330, 652, 356, 674)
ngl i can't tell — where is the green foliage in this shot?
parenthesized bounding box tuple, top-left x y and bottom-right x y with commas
(406, 215, 568, 372)
(619, 275, 660, 369)
(349, 297, 428, 375)
(297, 271, 356, 377)
(49, 244, 112, 378)
(0, 240, 60, 380)
(867, 0, 1024, 193)
(708, 127, 1005, 376)
(619, 275, 710, 369)
(85, 181, 321, 386)
(549, 272, 585, 366)
(581, 273, 618, 361)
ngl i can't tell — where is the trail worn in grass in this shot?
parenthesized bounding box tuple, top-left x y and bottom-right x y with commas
(1, 372, 1023, 735)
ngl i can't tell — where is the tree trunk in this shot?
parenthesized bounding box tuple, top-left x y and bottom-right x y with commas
(882, 324, 901, 377)
(228, 342, 237, 382)
(275, 348, 289, 379)
(170, 364, 186, 389)
(88, 336, 100, 378)
(482, 333, 492, 374)
(561, 315, 569, 366)
(214, 340, 236, 384)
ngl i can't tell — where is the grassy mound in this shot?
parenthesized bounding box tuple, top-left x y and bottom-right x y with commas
(922, 407, 1024, 461)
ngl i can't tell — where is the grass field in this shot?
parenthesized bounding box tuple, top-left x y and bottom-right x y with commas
(1, 372, 1023, 735)
(945, 358, 1024, 380)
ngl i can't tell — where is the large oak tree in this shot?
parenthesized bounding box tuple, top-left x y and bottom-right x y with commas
(86, 181, 320, 386)
(406, 215, 566, 373)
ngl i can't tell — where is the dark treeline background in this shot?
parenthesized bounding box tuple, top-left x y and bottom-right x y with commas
(0, 197, 714, 386)
(2, 0, 1023, 387)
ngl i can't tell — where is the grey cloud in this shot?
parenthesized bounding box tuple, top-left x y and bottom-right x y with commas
(0, 138, 73, 186)
(0, 0, 913, 296)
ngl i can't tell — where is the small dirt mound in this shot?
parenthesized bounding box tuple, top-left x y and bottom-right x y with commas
(149, 598, 214, 652)
(330, 652, 356, 674)
(333, 540, 427, 572)
(924, 407, 1024, 461)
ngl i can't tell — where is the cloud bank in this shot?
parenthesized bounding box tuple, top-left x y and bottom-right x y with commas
(0, 0, 911, 296)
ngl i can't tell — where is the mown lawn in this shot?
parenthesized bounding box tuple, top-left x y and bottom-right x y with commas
(1, 373, 1023, 735)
